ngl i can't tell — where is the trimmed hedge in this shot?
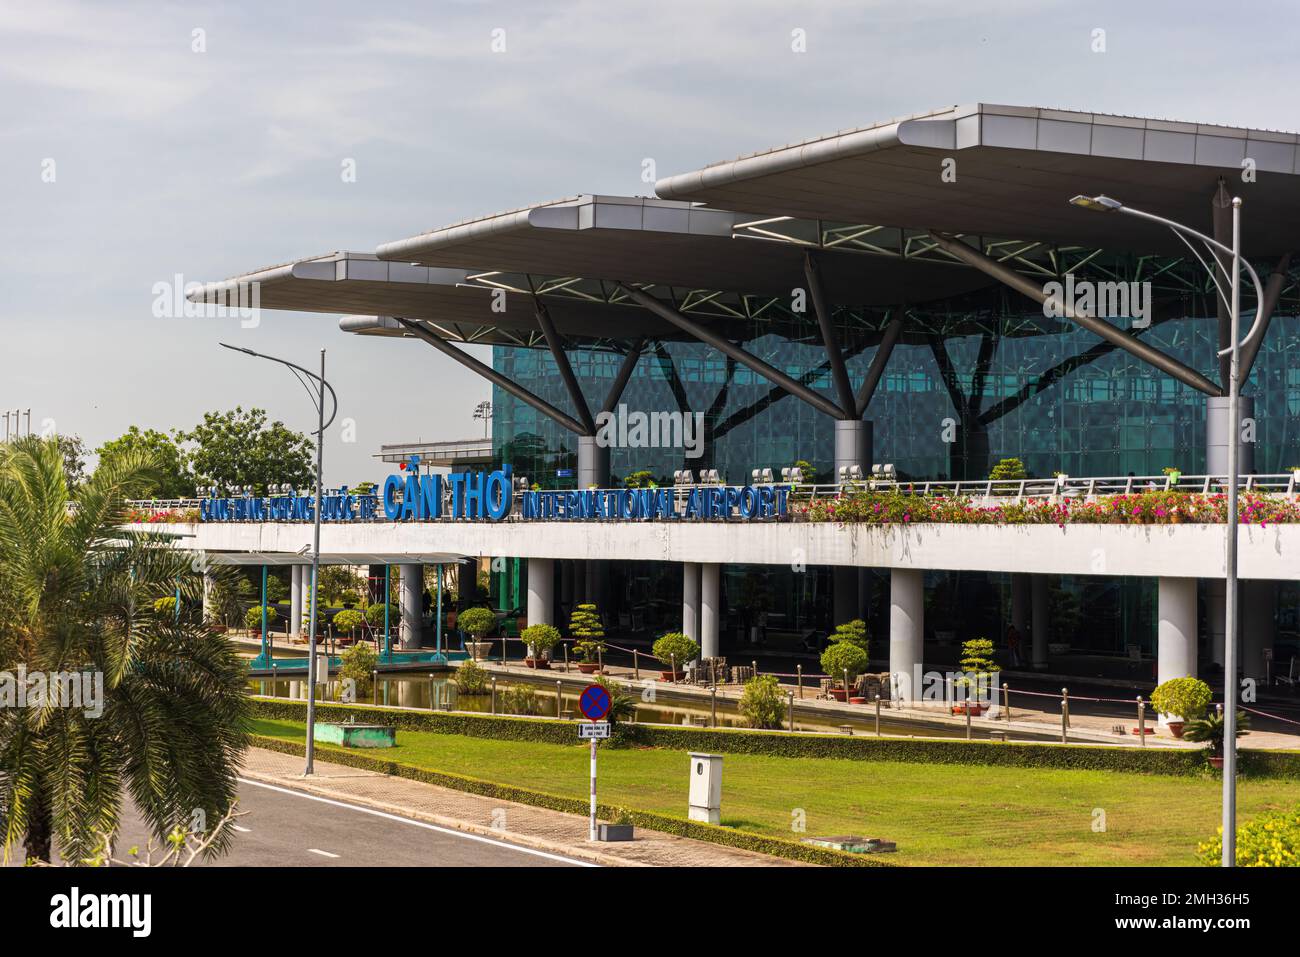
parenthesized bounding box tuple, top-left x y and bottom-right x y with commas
(249, 733, 885, 867)
(250, 698, 1300, 778)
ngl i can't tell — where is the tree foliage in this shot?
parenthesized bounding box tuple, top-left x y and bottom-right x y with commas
(96, 427, 192, 499)
(177, 406, 312, 493)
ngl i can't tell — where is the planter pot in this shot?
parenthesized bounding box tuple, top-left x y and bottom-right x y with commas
(951, 703, 985, 716)
(597, 823, 634, 842)
(577, 662, 601, 674)
(848, 696, 868, 705)
(466, 641, 492, 661)
(659, 670, 684, 681)
(829, 687, 850, 702)
(524, 657, 550, 670)
(1208, 756, 1224, 770)
(1167, 721, 1186, 738)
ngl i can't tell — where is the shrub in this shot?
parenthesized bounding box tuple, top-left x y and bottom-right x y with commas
(989, 457, 1028, 481)
(570, 603, 605, 662)
(521, 623, 561, 659)
(739, 674, 785, 730)
(652, 632, 699, 669)
(365, 603, 395, 628)
(1151, 677, 1212, 721)
(623, 470, 656, 489)
(458, 607, 497, 639)
(454, 659, 489, 695)
(338, 640, 377, 699)
(333, 609, 366, 636)
(594, 675, 636, 725)
(153, 596, 177, 618)
(1198, 803, 1300, 866)
(501, 683, 540, 716)
(1183, 709, 1251, 757)
(821, 641, 868, 687)
(830, 619, 868, 652)
(244, 605, 279, 631)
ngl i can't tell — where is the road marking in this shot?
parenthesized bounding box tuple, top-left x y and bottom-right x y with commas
(238, 778, 595, 867)
(307, 848, 339, 859)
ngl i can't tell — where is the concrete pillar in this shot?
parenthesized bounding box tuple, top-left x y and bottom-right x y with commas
(527, 558, 554, 627)
(1206, 396, 1255, 475)
(1206, 579, 1227, 667)
(1030, 576, 1049, 670)
(700, 563, 720, 659)
(202, 573, 215, 624)
(290, 565, 303, 637)
(682, 562, 700, 643)
(1157, 577, 1198, 724)
(1011, 574, 1029, 636)
(577, 436, 610, 489)
(400, 564, 423, 650)
(889, 568, 923, 704)
(833, 419, 873, 479)
(1242, 579, 1275, 682)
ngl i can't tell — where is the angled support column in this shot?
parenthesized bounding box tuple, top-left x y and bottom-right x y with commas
(535, 302, 595, 434)
(856, 318, 904, 417)
(601, 338, 646, 414)
(1239, 253, 1292, 381)
(619, 284, 847, 420)
(927, 231, 1222, 397)
(395, 317, 588, 435)
(803, 252, 856, 416)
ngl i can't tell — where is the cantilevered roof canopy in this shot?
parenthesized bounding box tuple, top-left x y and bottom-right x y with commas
(374, 194, 993, 304)
(655, 104, 1300, 256)
(189, 251, 680, 346)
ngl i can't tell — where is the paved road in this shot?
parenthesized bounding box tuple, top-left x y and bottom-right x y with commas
(103, 778, 587, 868)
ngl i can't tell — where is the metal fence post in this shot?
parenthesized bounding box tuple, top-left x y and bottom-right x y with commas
(564, 642, 570, 673)
(711, 684, 717, 728)
(875, 695, 881, 737)
(633, 648, 639, 680)
(372, 669, 378, 706)
(787, 691, 795, 732)
(965, 698, 972, 740)
(670, 653, 677, 684)
(1003, 683, 1011, 723)
(1137, 696, 1146, 747)
(429, 673, 435, 711)
(797, 664, 803, 699)
(1061, 687, 1069, 744)
(491, 676, 497, 715)
(556, 679, 562, 718)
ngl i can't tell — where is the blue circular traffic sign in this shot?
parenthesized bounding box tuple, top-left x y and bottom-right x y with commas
(579, 684, 611, 721)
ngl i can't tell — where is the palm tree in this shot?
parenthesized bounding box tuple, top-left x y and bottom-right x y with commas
(0, 437, 250, 864)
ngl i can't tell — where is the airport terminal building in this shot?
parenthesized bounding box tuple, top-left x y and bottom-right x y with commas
(179, 103, 1300, 694)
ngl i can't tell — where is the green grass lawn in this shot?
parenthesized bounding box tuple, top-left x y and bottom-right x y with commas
(250, 717, 1300, 866)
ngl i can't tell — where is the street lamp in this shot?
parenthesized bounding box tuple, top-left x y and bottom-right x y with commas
(473, 400, 492, 438)
(220, 343, 338, 776)
(1070, 193, 1266, 866)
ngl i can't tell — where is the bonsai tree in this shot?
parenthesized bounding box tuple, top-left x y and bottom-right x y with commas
(243, 605, 279, 632)
(829, 618, 868, 652)
(794, 459, 817, 484)
(457, 607, 497, 641)
(623, 470, 656, 489)
(989, 457, 1028, 481)
(821, 640, 868, 690)
(521, 622, 561, 660)
(739, 674, 785, 730)
(1183, 708, 1251, 758)
(652, 631, 699, 671)
(332, 609, 366, 640)
(365, 602, 395, 629)
(1150, 676, 1212, 724)
(956, 637, 1000, 694)
(338, 640, 377, 700)
(570, 603, 606, 662)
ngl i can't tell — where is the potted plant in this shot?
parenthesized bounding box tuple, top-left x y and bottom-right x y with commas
(521, 623, 560, 669)
(243, 604, 279, 634)
(652, 632, 699, 680)
(570, 603, 606, 674)
(1150, 676, 1212, 738)
(598, 807, 635, 843)
(457, 607, 497, 661)
(332, 608, 366, 645)
(953, 637, 1000, 715)
(1183, 708, 1251, 768)
(1163, 465, 1182, 488)
(820, 641, 868, 702)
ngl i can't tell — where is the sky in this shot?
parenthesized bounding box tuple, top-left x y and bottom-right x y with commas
(2, 0, 1298, 484)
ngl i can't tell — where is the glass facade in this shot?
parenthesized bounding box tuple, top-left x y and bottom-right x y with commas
(488, 266, 1300, 663)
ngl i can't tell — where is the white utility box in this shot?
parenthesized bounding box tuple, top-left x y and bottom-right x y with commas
(688, 752, 723, 824)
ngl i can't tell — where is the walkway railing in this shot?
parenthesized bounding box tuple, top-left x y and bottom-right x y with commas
(124, 471, 1300, 523)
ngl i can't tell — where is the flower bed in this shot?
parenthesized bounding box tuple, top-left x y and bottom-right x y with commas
(800, 489, 1300, 527)
(124, 506, 201, 524)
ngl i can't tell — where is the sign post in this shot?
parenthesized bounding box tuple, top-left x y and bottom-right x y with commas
(578, 684, 612, 841)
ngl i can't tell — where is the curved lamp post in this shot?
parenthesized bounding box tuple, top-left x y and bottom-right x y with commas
(220, 343, 338, 776)
(1070, 194, 1265, 866)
